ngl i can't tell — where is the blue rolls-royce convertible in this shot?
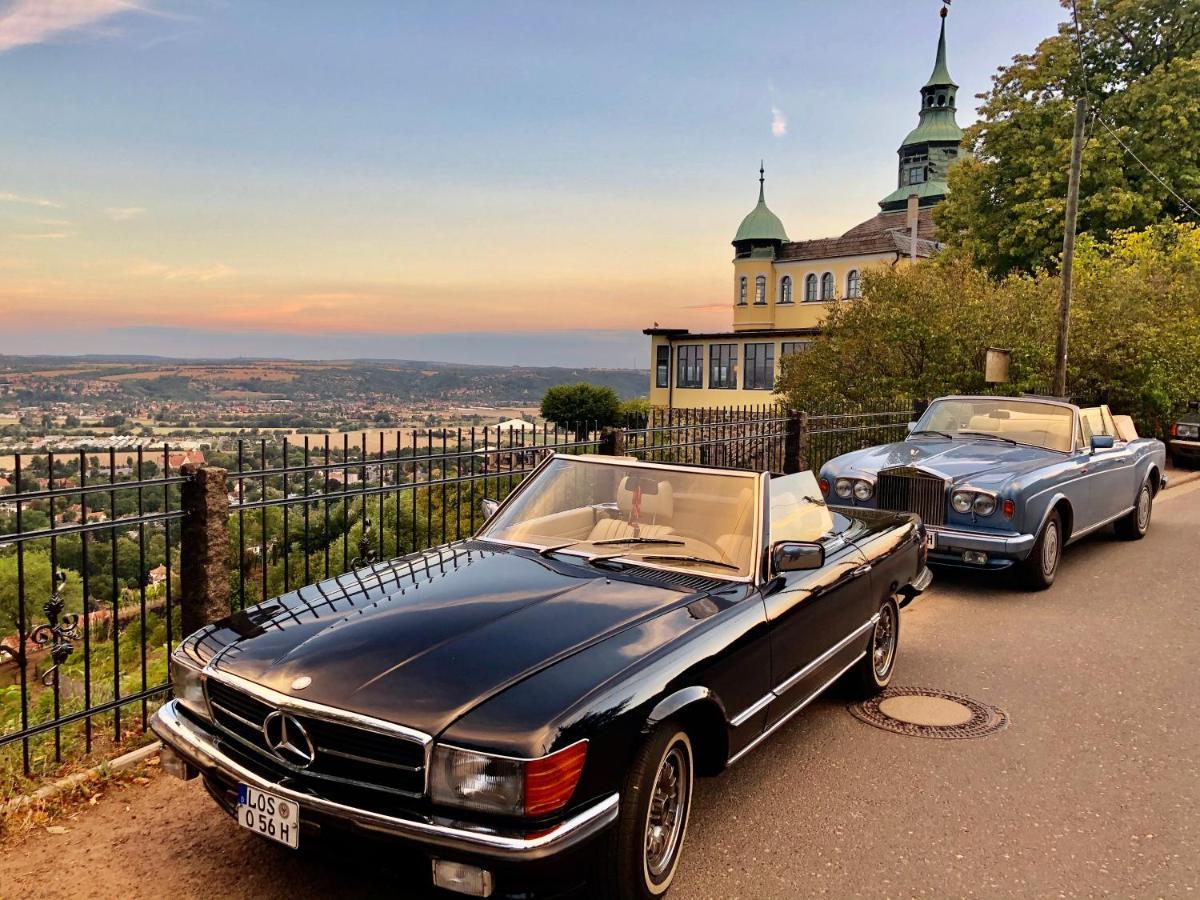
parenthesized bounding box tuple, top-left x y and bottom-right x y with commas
(153, 455, 930, 898)
(818, 395, 1168, 589)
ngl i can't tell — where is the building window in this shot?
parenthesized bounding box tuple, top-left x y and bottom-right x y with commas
(906, 165, 926, 185)
(737, 276, 747, 305)
(781, 341, 811, 357)
(709, 344, 738, 389)
(754, 275, 766, 305)
(677, 345, 703, 388)
(655, 345, 671, 388)
(821, 272, 835, 300)
(804, 273, 818, 302)
(846, 269, 861, 298)
(779, 275, 793, 304)
(744, 342, 775, 390)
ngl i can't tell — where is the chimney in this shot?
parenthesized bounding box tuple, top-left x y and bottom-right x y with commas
(906, 193, 919, 263)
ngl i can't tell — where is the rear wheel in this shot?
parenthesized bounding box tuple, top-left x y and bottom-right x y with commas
(1114, 478, 1153, 540)
(592, 725, 694, 899)
(1020, 510, 1061, 591)
(845, 597, 899, 699)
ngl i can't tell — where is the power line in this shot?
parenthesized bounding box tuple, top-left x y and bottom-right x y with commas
(1066, 0, 1199, 220)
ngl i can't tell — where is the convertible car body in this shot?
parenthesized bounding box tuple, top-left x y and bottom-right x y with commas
(153, 455, 930, 899)
(819, 395, 1168, 589)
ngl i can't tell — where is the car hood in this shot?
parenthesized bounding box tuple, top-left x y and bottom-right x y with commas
(835, 438, 1063, 484)
(204, 543, 696, 737)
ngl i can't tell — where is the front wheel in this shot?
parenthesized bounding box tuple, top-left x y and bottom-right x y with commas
(1019, 510, 1061, 591)
(1114, 478, 1153, 540)
(845, 597, 900, 699)
(593, 726, 694, 899)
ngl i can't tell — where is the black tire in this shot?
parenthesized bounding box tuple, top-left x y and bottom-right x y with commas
(1020, 509, 1061, 591)
(591, 725, 694, 899)
(844, 597, 900, 699)
(1114, 478, 1153, 540)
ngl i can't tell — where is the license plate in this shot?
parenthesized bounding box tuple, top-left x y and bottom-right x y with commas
(236, 785, 299, 849)
(925, 531, 937, 550)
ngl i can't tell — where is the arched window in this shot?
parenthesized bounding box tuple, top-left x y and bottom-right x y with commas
(821, 272, 835, 300)
(846, 269, 861, 299)
(779, 275, 793, 304)
(804, 273, 818, 302)
(738, 276, 747, 305)
(754, 275, 766, 305)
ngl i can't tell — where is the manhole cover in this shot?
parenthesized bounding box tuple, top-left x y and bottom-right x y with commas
(849, 686, 1009, 740)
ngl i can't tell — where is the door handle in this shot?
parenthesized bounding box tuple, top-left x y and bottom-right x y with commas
(852, 564, 873, 576)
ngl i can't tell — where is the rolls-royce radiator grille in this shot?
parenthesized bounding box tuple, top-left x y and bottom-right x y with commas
(205, 679, 426, 798)
(877, 469, 946, 527)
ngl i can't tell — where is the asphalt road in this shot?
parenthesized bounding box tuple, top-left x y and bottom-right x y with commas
(2, 477, 1198, 899)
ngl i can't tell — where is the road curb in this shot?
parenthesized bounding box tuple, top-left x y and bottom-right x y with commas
(1, 741, 161, 817)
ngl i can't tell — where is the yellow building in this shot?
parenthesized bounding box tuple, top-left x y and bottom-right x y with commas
(646, 8, 961, 409)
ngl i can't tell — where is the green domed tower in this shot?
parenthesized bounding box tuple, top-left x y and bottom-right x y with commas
(733, 163, 788, 259)
(879, 6, 964, 212)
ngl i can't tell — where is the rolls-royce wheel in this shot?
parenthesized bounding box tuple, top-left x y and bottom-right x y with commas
(592, 725, 694, 899)
(1114, 478, 1153, 540)
(845, 596, 900, 699)
(1020, 509, 1061, 591)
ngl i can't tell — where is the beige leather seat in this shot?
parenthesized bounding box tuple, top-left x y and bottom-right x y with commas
(587, 477, 675, 542)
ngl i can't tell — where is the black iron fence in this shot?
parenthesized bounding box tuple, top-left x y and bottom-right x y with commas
(0, 400, 908, 783)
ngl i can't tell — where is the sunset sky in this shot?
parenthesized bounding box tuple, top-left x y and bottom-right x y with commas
(0, 0, 1065, 367)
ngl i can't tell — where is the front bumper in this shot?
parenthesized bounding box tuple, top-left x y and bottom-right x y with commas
(1170, 438, 1200, 459)
(150, 700, 618, 863)
(926, 526, 1035, 568)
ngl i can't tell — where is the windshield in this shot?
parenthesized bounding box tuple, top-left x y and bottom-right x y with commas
(479, 456, 759, 578)
(914, 398, 1075, 452)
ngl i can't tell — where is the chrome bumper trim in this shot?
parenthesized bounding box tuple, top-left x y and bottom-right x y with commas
(151, 701, 618, 862)
(1169, 438, 1200, 449)
(927, 526, 1035, 557)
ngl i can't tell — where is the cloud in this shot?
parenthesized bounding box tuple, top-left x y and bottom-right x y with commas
(105, 205, 146, 221)
(129, 260, 235, 282)
(11, 231, 74, 239)
(771, 106, 787, 138)
(0, 190, 61, 208)
(0, 0, 149, 53)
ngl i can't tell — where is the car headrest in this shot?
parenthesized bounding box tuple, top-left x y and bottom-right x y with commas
(617, 476, 674, 519)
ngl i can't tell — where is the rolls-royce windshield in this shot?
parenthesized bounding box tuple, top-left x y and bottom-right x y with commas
(479, 456, 759, 578)
(915, 397, 1074, 452)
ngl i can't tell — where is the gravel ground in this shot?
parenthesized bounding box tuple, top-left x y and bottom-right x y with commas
(2, 476, 1198, 900)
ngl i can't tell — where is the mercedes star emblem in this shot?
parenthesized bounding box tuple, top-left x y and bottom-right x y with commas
(262, 710, 316, 768)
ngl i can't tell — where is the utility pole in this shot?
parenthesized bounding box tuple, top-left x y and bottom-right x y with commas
(1053, 96, 1087, 398)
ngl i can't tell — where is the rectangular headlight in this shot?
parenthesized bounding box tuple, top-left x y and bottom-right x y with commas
(430, 741, 587, 817)
(169, 654, 210, 722)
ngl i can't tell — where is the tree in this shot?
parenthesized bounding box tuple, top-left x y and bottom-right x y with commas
(778, 224, 1200, 434)
(539, 383, 622, 441)
(936, 0, 1200, 277)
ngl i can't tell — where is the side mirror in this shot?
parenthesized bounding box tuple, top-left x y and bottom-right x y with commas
(771, 541, 825, 574)
(905, 421, 917, 433)
(1091, 435, 1115, 451)
(481, 498, 500, 520)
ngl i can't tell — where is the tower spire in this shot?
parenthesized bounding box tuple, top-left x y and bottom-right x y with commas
(758, 160, 765, 202)
(925, 3, 956, 89)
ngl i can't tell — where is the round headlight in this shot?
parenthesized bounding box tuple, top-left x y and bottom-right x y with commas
(951, 491, 974, 514)
(973, 494, 997, 516)
(834, 478, 854, 499)
(853, 479, 874, 501)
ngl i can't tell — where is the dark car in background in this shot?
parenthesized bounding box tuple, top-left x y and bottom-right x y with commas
(1169, 401, 1200, 467)
(152, 454, 929, 899)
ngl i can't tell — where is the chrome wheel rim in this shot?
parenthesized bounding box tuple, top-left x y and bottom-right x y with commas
(1137, 486, 1151, 530)
(645, 745, 688, 880)
(872, 603, 897, 679)
(1042, 522, 1059, 576)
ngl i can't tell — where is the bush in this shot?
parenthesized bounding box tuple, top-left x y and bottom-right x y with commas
(539, 383, 621, 441)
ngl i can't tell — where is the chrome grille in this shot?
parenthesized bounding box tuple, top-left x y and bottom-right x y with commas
(877, 468, 946, 527)
(205, 679, 426, 798)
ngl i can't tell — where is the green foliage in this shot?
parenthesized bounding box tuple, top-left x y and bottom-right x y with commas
(540, 383, 621, 440)
(778, 223, 1200, 434)
(0, 550, 84, 633)
(936, 0, 1200, 277)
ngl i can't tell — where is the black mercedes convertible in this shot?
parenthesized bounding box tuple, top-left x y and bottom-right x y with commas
(153, 454, 931, 898)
